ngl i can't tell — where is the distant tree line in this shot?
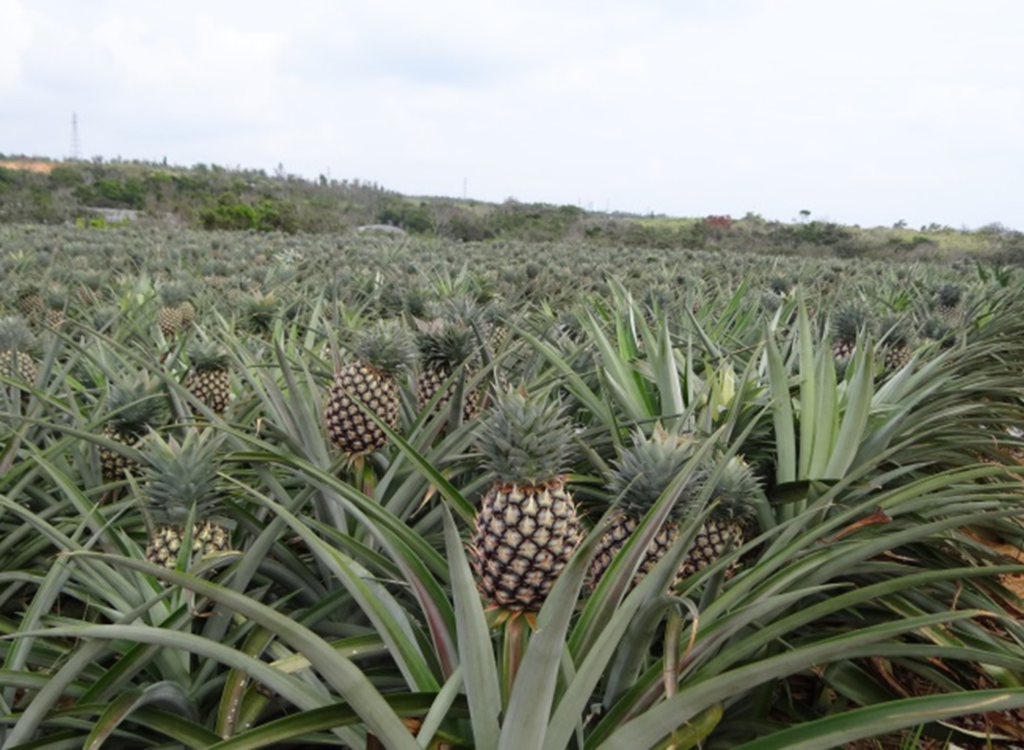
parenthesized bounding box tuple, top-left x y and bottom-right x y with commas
(1, 155, 1022, 264)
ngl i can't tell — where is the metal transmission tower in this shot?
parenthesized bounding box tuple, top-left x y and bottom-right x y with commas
(69, 113, 81, 160)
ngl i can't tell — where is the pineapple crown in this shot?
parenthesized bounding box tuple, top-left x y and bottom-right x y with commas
(188, 340, 230, 372)
(768, 275, 793, 296)
(831, 303, 872, 343)
(609, 425, 703, 518)
(441, 294, 483, 324)
(350, 320, 417, 376)
(107, 376, 169, 438)
(921, 316, 952, 342)
(143, 427, 224, 523)
(0, 315, 37, 353)
(415, 319, 479, 371)
(402, 286, 433, 319)
(475, 387, 574, 484)
(878, 315, 913, 347)
(761, 292, 782, 313)
(934, 283, 962, 308)
(441, 295, 498, 347)
(707, 456, 762, 522)
(240, 292, 280, 332)
(16, 284, 41, 302)
(92, 305, 120, 333)
(159, 283, 191, 308)
(45, 286, 67, 310)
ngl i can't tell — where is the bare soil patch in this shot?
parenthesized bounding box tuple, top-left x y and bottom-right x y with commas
(0, 159, 54, 174)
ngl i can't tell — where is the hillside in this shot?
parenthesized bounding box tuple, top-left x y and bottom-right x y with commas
(1, 154, 1021, 264)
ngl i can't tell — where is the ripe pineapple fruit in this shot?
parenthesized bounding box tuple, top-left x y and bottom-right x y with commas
(680, 456, 761, 579)
(324, 321, 416, 456)
(414, 318, 481, 421)
(830, 304, 871, 365)
(588, 427, 702, 589)
(141, 428, 232, 569)
(101, 377, 168, 483)
(184, 341, 232, 416)
(469, 388, 581, 613)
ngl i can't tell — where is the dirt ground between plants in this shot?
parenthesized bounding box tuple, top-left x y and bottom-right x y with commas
(986, 538, 1024, 599)
(843, 532, 1024, 750)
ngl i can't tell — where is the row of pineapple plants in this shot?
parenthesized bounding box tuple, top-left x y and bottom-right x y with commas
(2, 226, 1024, 747)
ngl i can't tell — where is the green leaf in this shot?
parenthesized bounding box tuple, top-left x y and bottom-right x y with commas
(443, 508, 501, 749)
(62, 555, 423, 750)
(596, 610, 988, 749)
(83, 681, 196, 750)
(731, 688, 1024, 750)
(498, 518, 603, 750)
(824, 343, 874, 478)
(765, 328, 795, 485)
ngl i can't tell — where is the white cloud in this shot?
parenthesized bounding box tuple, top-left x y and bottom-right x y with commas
(2, 0, 1022, 228)
(0, 0, 34, 88)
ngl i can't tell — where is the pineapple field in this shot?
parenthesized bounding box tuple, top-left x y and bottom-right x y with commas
(4, 221, 1024, 749)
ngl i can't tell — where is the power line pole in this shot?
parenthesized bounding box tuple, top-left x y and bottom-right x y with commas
(69, 113, 81, 160)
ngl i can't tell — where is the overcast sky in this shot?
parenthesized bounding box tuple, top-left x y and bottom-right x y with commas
(2, 1, 1022, 230)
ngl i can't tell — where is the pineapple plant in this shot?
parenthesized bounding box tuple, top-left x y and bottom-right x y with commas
(237, 291, 280, 337)
(879, 315, 914, 372)
(921, 316, 955, 350)
(0, 316, 39, 399)
(183, 340, 232, 416)
(141, 428, 232, 569)
(680, 455, 761, 579)
(830, 303, 871, 364)
(932, 283, 963, 325)
(324, 321, 416, 456)
(157, 283, 190, 337)
(468, 387, 581, 613)
(414, 318, 481, 421)
(588, 427, 702, 589)
(177, 294, 196, 327)
(44, 286, 67, 328)
(768, 275, 794, 298)
(15, 284, 44, 323)
(100, 376, 168, 483)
